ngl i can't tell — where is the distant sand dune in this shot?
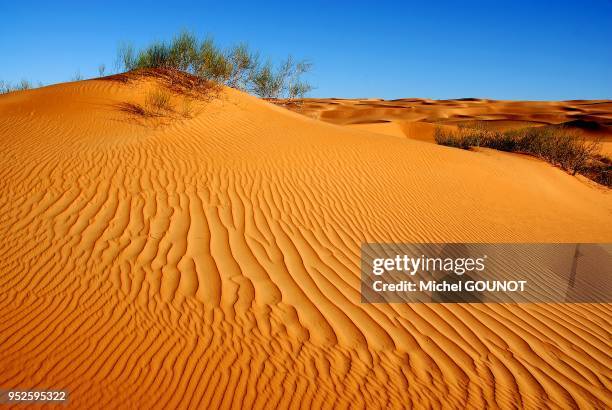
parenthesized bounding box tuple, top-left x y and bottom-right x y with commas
(278, 98, 612, 155)
(0, 77, 611, 408)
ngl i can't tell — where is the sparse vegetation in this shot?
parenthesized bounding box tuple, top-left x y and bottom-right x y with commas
(0, 79, 35, 94)
(181, 97, 194, 118)
(118, 83, 200, 122)
(144, 88, 173, 115)
(116, 31, 313, 99)
(434, 122, 609, 187)
(582, 154, 611, 187)
(3, 31, 313, 102)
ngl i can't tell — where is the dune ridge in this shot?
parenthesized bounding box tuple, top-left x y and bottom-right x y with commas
(0, 77, 611, 408)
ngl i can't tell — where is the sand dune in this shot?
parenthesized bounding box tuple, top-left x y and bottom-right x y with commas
(0, 75, 611, 408)
(278, 98, 612, 155)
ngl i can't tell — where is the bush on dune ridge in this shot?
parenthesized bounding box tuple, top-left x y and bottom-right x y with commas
(434, 122, 610, 187)
(0, 79, 37, 94)
(116, 31, 313, 99)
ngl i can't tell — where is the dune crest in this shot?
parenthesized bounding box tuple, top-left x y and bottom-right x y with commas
(0, 77, 611, 408)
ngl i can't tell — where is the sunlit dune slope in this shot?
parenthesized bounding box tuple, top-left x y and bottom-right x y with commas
(0, 75, 611, 409)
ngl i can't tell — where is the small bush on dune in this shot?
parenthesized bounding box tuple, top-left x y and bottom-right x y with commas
(137, 42, 173, 70)
(582, 155, 611, 187)
(120, 85, 200, 121)
(226, 44, 259, 90)
(501, 127, 601, 175)
(434, 122, 498, 150)
(249, 61, 282, 98)
(144, 88, 173, 115)
(434, 123, 608, 187)
(117, 43, 137, 72)
(250, 56, 314, 99)
(194, 38, 233, 83)
(434, 127, 472, 149)
(169, 32, 199, 72)
(181, 98, 194, 118)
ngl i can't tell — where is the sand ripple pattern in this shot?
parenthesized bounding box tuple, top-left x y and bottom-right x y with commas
(0, 80, 611, 409)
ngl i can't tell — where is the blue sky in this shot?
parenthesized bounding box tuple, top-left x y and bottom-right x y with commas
(1, 1, 610, 100)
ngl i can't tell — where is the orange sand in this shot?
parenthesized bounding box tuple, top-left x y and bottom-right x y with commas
(0, 76, 611, 408)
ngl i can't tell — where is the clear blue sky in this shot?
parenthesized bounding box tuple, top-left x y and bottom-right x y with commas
(1, 0, 611, 100)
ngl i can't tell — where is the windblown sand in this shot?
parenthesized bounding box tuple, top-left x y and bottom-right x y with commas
(0, 77, 611, 409)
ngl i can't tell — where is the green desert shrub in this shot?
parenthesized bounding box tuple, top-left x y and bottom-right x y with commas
(250, 56, 313, 99)
(226, 43, 259, 90)
(168, 32, 198, 72)
(434, 122, 497, 150)
(502, 127, 601, 175)
(117, 43, 137, 71)
(194, 37, 233, 83)
(434, 123, 608, 186)
(434, 127, 473, 149)
(249, 61, 282, 98)
(116, 31, 313, 99)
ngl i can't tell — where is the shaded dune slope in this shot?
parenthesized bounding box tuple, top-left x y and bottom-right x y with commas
(0, 78, 611, 408)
